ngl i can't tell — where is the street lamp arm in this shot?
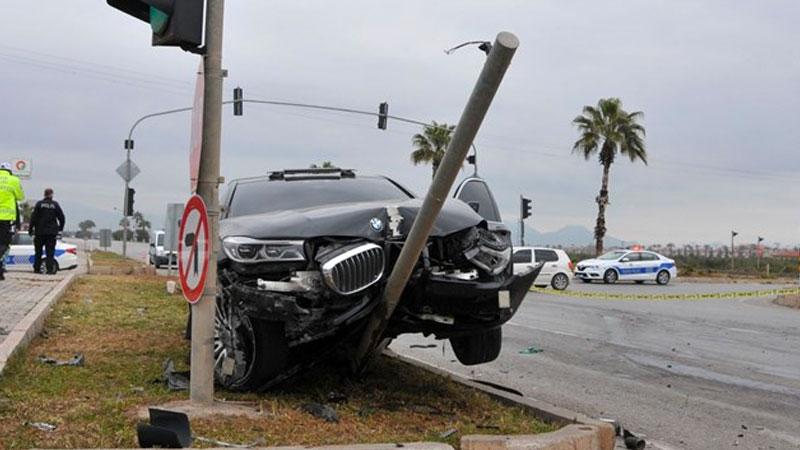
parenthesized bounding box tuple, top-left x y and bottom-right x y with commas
(128, 106, 195, 141)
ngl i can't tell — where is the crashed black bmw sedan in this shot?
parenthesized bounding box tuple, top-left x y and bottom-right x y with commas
(213, 168, 540, 390)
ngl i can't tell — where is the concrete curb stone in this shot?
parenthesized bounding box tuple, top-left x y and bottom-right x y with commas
(385, 351, 615, 450)
(0, 272, 77, 375)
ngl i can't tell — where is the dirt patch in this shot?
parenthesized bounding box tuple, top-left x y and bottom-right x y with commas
(0, 274, 552, 449)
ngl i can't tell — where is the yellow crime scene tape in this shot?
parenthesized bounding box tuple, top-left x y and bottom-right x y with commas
(530, 286, 800, 301)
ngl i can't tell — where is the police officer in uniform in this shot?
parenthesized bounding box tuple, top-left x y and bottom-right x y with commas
(29, 188, 65, 274)
(0, 162, 25, 280)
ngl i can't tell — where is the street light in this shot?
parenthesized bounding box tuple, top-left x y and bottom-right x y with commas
(731, 230, 739, 270)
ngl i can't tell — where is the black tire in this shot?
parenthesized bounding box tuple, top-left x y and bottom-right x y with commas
(603, 269, 618, 284)
(635, 280, 645, 285)
(656, 270, 671, 285)
(450, 327, 502, 365)
(214, 295, 288, 391)
(551, 273, 570, 291)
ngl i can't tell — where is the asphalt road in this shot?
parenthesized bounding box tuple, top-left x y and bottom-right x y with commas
(391, 281, 800, 449)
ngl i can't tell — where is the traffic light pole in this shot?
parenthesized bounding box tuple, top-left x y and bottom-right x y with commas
(122, 147, 130, 257)
(519, 195, 525, 246)
(190, 0, 225, 405)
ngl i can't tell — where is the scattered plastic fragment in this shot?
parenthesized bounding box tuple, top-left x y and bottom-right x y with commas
(38, 353, 85, 367)
(518, 346, 543, 354)
(409, 344, 437, 349)
(137, 408, 192, 448)
(301, 402, 338, 422)
(623, 429, 646, 449)
(326, 391, 348, 404)
(439, 428, 458, 439)
(26, 421, 57, 432)
(162, 359, 190, 391)
(470, 379, 524, 397)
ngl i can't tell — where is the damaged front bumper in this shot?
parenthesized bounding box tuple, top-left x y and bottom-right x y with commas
(392, 262, 543, 338)
(225, 274, 379, 347)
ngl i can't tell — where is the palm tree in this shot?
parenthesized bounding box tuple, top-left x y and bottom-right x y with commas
(411, 121, 455, 179)
(572, 98, 647, 256)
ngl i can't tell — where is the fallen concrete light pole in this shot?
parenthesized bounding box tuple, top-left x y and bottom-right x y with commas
(353, 31, 519, 371)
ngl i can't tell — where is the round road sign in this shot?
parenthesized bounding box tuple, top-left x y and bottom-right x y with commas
(178, 195, 210, 304)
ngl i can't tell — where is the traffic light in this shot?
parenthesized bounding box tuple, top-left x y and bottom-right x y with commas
(233, 86, 243, 116)
(467, 154, 476, 165)
(125, 188, 136, 216)
(521, 197, 532, 219)
(377, 102, 389, 130)
(107, 0, 204, 53)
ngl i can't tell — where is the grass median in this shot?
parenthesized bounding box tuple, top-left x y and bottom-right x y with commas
(0, 271, 553, 449)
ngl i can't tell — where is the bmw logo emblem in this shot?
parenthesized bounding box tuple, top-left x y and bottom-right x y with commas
(369, 217, 384, 232)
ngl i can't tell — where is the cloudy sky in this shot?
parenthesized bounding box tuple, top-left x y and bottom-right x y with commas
(0, 1, 798, 246)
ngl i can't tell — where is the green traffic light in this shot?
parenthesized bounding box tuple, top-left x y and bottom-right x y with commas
(149, 6, 169, 34)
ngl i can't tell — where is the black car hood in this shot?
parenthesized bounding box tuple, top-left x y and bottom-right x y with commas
(220, 198, 483, 240)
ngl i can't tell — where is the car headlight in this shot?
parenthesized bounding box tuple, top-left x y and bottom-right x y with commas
(222, 237, 305, 263)
(464, 228, 511, 276)
(584, 265, 598, 269)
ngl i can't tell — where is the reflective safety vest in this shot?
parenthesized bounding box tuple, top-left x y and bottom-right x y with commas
(0, 170, 24, 221)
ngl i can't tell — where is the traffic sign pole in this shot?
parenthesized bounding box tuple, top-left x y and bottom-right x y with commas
(190, 0, 225, 405)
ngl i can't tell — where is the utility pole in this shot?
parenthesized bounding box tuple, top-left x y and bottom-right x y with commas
(731, 230, 738, 271)
(190, 0, 225, 405)
(353, 31, 519, 371)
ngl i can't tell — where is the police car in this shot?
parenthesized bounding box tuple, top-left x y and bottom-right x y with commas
(4, 234, 78, 272)
(575, 249, 676, 285)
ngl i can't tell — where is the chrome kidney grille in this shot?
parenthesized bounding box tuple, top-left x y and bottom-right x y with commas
(321, 243, 385, 295)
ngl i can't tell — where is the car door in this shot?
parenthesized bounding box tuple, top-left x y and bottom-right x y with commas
(639, 252, 661, 280)
(7, 233, 35, 268)
(616, 251, 641, 280)
(512, 248, 533, 275)
(534, 249, 559, 284)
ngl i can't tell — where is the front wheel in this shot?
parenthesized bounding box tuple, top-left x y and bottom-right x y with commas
(214, 295, 287, 390)
(656, 270, 671, 285)
(603, 269, 618, 284)
(551, 273, 570, 290)
(450, 327, 502, 365)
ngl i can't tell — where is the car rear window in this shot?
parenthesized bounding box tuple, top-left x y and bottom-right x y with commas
(534, 249, 559, 262)
(227, 177, 413, 218)
(513, 249, 532, 263)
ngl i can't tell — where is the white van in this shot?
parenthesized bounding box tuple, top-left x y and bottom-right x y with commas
(148, 230, 176, 268)
(512, 247, 573, 290)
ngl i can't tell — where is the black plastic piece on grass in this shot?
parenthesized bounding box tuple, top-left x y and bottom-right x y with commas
(137, 408, 193, 448)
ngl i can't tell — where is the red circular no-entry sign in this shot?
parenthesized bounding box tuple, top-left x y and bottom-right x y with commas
(178, 195, 210, 304)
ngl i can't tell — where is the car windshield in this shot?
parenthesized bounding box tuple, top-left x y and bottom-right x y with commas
(227, 176, 413, 218)
(597, 250, 628, 260)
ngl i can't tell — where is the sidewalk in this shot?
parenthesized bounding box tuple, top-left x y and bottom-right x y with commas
(0, 255, 86, 374)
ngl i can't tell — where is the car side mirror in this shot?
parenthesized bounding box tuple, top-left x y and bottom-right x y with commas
(621, 257, 630, 262)
(150, 243, 155, 247)
(467, 201, 480, 213)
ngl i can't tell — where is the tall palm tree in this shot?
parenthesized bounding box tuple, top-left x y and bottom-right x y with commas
(411, 121, 455, 179)
(572, 98, 647, 256)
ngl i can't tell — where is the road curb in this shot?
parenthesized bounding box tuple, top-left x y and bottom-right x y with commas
(385, 351, 615, 450)
(0, 272, 77, 376)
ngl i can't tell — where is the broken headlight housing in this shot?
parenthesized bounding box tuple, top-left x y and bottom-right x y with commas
(222, 237, 306, 264)
(463, 228, 511, 276)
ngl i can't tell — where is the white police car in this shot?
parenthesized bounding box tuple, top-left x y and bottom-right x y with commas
(3, 234, 78, 272)
(575, 249, 676, 285)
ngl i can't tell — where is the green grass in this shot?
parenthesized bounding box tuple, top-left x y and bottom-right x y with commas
(0, 274, 553, 449)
